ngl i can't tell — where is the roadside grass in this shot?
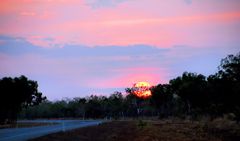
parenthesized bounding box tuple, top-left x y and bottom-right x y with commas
(29, 119, 240, 141)
(0, 122, 56, 129)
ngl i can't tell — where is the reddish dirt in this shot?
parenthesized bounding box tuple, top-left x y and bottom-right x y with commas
(29, 120, 240, 141)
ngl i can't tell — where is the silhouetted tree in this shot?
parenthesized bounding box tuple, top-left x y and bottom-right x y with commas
(0, 75, 46, 124)
(107, 92, 125, 119)
(85, 95, 104, 118)
(207, 52, 240, 120)
(170, 72, 208, 117)
(218, 52, 240, 81)
(150, 84, 174, 118)
(123, 91, 138, 117)
(17, 52, 240, 121)
(125, 87, 153, 117)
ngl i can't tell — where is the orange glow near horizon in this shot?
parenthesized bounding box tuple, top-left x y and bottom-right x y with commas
(132, 81, 152, 99)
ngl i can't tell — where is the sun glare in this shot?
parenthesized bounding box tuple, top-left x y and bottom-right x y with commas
(132, 81, 152, 98)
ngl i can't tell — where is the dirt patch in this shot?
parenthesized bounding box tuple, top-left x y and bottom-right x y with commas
(29, 120, 240, 141)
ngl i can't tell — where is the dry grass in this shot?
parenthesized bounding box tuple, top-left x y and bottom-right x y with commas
(29, 119, 240, 141)
(0, 122, 56, 129)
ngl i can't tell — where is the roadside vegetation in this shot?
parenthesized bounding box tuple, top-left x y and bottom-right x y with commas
(0, 122, 55, 129)
(17, 52, 240, 122)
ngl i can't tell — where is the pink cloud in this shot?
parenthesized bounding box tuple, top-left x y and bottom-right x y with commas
(20, 11, 36, 16)
(86, 67, 169, 88)
(92, 73, 164, 88)
(0, 0, 240, 47)
(1, 0, 239, 99)
(46, 11, 239, 47)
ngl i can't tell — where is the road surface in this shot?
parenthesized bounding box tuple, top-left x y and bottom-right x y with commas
(0, 120, 102, 141)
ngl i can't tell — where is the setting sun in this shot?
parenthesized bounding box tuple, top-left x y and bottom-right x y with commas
(132, 81, 152, 98)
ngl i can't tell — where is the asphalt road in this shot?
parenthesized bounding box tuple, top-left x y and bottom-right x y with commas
(0, 120, 102, 141)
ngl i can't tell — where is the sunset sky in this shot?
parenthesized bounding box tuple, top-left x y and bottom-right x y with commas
(0, 0, 239, 100)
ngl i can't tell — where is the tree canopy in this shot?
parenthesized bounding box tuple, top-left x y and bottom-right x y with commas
(0, 75, 46, 123)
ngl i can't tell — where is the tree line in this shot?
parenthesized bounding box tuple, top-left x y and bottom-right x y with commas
(1, 52, 240, 124)
(0, 76, 46, 124)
